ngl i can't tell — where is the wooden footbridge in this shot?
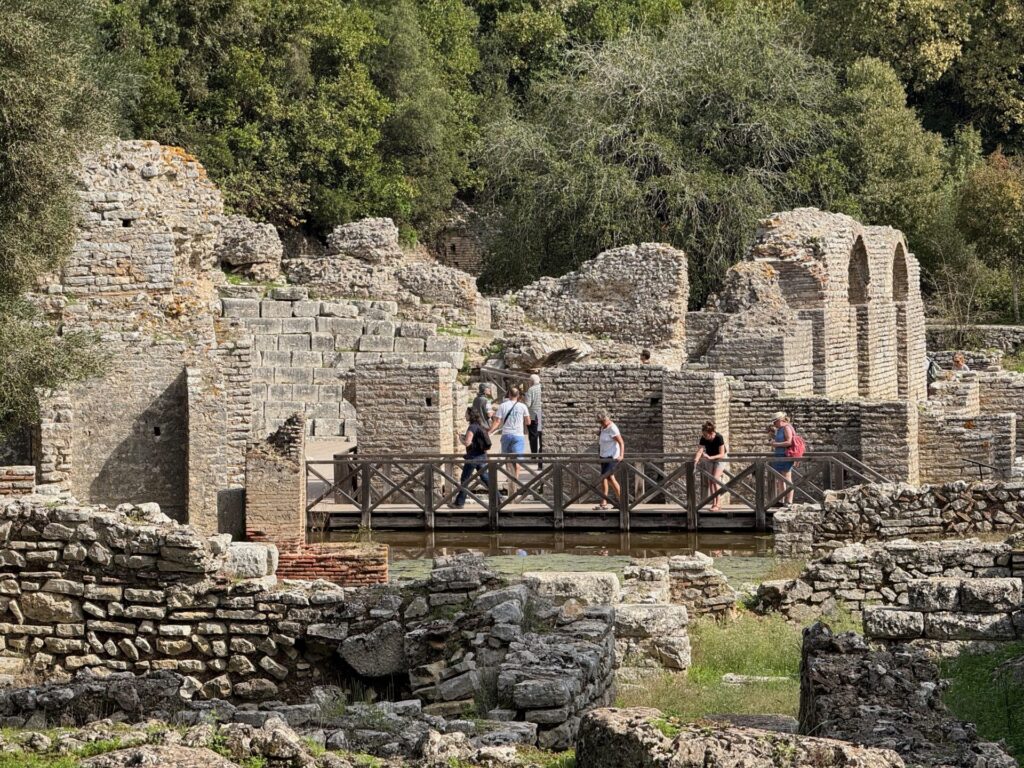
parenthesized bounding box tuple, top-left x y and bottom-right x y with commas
(305, 451, 887, 533)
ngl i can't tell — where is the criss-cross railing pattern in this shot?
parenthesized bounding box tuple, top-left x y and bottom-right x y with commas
(306, 451, 886, 532)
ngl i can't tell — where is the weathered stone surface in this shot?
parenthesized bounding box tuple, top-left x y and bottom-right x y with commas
(326, 217, 402, 263)
(576, 707, 906, 768)
(523, 572, 620, 606)
(20, 592, 83, 623)
(340, 620, 405, 677)
(215, 214, 283, 281)
(863, 608, 924, 639)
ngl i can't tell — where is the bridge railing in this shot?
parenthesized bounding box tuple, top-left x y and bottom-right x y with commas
(306, 451, 886, 532)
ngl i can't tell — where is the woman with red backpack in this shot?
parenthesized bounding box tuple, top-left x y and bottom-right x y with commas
(768, 411, 805, 506)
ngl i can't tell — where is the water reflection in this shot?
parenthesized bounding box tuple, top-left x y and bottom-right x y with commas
(322, 530, 776, 585)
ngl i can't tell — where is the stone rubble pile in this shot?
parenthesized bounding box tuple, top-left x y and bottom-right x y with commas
(799, 623, 1017, 768)
(774, 480, 1024, 557)
(504, 242, 689, 346)
(575, 707, 906, 768)
(755, 536, 1023, 623)
(282, 217, 489, 329)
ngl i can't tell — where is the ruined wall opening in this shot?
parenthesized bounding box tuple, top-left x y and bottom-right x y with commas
(847, 237, 870, 305)
(849, 237, 872, 396)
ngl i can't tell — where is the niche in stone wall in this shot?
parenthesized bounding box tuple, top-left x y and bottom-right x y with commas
(893, 242, 911, 398)
(848, 237, 872, 396)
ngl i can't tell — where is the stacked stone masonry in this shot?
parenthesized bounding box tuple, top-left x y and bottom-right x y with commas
(772, 480, 1024, 557)
(928, 323, 1024, 354)
(221, 286, 465, 439)
(755, 536, 1024, 623)
(799, 624, 1016, 768)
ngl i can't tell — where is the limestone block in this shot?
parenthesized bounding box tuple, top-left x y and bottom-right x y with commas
(959, 578, 1023, 613)
(358, 336, 394, 352)
(320, 302, 359, 318)
(222, 298, 260, 318)
(906, 579, 961, 612)
(523, 572, 621, 606)
(394, 337, 426, 353)
(340, 620, 405, 676)
(261, 300, 293, 319)
(613, 604, 688, 639)
(224, 543, 279, 579)
(20, 592, 83, 623)
(863, 607, 924, 639)
(925, 611, 1017, 640)
(282, 317, 315, 334)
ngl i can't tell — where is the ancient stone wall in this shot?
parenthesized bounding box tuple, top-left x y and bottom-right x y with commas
(272, 543, 387, 585)
(355, 363, 457, 454)
(863, 577, 1024, 643)
(543, 365, 665, 454)
(977, 371, 1024, 455)
(0, 466, 35, 498)
(756, 537, 1022, 622)
(509, 243, 689, 346)
(577, 708, 906, 768)
(928, 323, 1024, 354)
(799, 624, 1016, 768)
(661, 370, 730, 455)
(917, 406, 1015, 484)
(931, 349, 1004, 371)
(245, 416, 306, 550)
(773, 481, 1024, 557)
(222, 287, 466, 440)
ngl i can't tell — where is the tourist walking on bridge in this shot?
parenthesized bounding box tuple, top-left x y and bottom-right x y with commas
(769, 411, 796, 506)
(694, 421, 727, 512)
(452, 408, 491, 508)
(524, 374, 543, 458)
(595, 411, 624, 510)
(492, 387, 531, 491)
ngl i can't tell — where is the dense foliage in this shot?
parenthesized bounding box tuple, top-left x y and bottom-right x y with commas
(0, 0, 112, 440)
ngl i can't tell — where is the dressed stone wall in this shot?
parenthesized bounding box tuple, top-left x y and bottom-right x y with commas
(543, 364, 665, 454)
(773, 480, 1024, 557)
(755, 537, 1023, 623)
(355, 363, 457, 454)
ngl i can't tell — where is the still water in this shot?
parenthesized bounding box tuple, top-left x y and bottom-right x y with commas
(325, 530, 777, 586)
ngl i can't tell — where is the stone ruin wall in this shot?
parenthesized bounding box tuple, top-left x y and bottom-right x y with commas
(756, 536, 1024, 623)
(799, 624, 1016, 768)
(355, 363, 457, 455)
(221, 286, 466, 441)
(928, 322, 1024, 354)
(773, 480, 1024, 558)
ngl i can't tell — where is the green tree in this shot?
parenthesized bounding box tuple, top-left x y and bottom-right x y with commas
(475, 4, 848, 302)
(835, 58, 948, 261)
(0, 0, 113, 443)
(956, 149, 1024, 321)
(103, 0, 409, 230)
(0, 0, 118, 296)
(367, 0, 481, 235)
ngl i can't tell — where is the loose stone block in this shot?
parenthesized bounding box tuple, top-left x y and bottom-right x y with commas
(863, 607, 924, 639)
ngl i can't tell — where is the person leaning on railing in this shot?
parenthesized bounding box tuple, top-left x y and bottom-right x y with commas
(694, 420, 728, 512)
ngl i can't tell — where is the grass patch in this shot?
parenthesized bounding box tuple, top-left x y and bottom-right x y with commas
(941, 642, 1024, 762)
(617, 610, 802, 720)
(1003, 351, 1024, 373)
(760, 558, 807, 582)
(515, 747, 576, 767)
(0, 756, 78, 768)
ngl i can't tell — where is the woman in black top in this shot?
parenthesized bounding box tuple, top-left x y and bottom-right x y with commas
(452, 408, 491, 508)
(694, 421, 728, 512)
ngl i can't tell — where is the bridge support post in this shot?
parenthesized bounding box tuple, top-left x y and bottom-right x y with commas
(552, 462, 564, 530)
(423, 462, 435, 530)
(686, 461, 697, 531)
(487, 459, 499, 531)
(359, 463, 372, 530)
(755, 462, 766, 532)
(618, 465, 630, 532)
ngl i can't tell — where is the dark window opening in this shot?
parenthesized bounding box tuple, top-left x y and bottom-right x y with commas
(449, 243, 457, 254)
(650, 397, 662, 407)
(425, 397, 433, 407)
(122, 219, 133, 228)
(153, 426, 161, 437)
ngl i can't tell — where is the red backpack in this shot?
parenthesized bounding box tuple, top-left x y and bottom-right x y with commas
(785, 428, 806, 458)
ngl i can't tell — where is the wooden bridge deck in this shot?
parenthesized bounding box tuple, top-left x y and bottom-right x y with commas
(311, 501, 772, 531)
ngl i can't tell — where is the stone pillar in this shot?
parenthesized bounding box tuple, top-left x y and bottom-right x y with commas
(662, 370, 730, 453)
(355, 363, 456, 454)
(245, 415, 306, 550)
(858, 400, 918, 484)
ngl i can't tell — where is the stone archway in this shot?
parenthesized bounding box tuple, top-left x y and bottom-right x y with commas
(848, 237, 872, 396)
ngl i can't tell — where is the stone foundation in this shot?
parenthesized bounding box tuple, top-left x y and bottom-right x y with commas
(755, 536, 1024, 623)
(799, 624, 1016, 767)
(0, 466, 34, 498)
(274, 543, 387, 585)
(773, 480, 1024, 557)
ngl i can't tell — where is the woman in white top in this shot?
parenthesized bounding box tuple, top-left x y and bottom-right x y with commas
(595, 410, 625, 510)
